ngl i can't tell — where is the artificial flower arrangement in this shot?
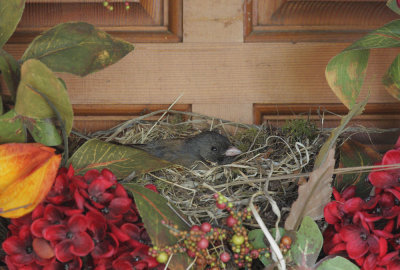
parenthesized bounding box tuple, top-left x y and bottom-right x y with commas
(2, 0, 400, 270)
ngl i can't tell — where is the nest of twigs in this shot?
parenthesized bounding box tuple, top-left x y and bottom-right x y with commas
(72, 110, 328, 228)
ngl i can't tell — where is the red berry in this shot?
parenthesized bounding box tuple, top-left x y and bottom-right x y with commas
(201, 222, 212, 233)
(220, 252, 231, 263)
(250, 250, 259, 259)
(191, 225, 201, 231)
(197, 238, 209, 249)
(213, 193, 219, 199)
(187, 250, 196, 258)
(216, 202, 226, 209)
(281, 236, 292, 247)
(226, 216, 237, 227)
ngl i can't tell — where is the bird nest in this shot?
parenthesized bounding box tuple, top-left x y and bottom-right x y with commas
(71, 110, 328, 228)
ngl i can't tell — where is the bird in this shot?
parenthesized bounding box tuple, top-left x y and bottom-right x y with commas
(132, 131, 242, 168)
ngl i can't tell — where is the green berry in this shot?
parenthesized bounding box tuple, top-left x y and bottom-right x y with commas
(156, 252, 169, 264)
(232, 234, 245, 245)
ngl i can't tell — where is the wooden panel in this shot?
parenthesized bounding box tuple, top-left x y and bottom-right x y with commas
(73, 104, 191, 132)
(183, 0, 243, 42)
(8, 0, 182, 44)
(4, 42, 398, 127)
(192, 104, 253, 124)
(245, 0, 398, 42)
(254, 103, 400, 129)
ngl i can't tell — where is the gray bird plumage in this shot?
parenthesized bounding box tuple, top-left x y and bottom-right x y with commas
(132, 131, 242, 167)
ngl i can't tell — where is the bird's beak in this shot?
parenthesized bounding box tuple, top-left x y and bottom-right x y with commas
(224, 146, 242, 156)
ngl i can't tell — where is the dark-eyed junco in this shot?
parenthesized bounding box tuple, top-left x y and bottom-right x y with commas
(132, 131, 242, 168)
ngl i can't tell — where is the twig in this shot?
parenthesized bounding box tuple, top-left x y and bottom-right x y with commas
(141, 93, 184, 143)
(250, 192, 285, 270)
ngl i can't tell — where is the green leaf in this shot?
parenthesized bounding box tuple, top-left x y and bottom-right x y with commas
(335, 140, 381, 198)
(24, 117, 62, 146)
(387, 0, 400, 16)
(0, 109, 26, 143)
(0, 0, 25, 48)
(317, 256, 359, 270)
(248, 229, 267, 249)
(346, 20, 400, 50)
(124, 183, 191, 270)
(0, 49, 20, 101)
(383, 54, 400, 100)
(14, 59, 73, 135)
(68, 139, 171, 179)
(291, 216, 323, 267)
(325, 50, 369, 109)
(248, 228, 287, 267)
(314, 97, 367, 169)
(326, 20, 400, 109)
(21, 22, 134, 76)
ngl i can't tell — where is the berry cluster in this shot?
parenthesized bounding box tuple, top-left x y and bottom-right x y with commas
(149, 193, 271, 269)
(323, 143, 400, 269)
(103, 1, 131, 11)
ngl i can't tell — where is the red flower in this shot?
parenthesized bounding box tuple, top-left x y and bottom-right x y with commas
(382, 149, 400, 176)
(123, 204, 140, 224)
(121, 223, 151, 248)
(86, 211, 119, 259)
(4, 166, 155, 270)
(46, 167, 76, 205)
(380, 251, 400, 270)
(43, 214, 94, 262)
(2, 225, 49, 267)
(340, 224, 381, 259)
(323, 225, 346, 255)
(369, 149, 400, 190)
(31, 205, 66, 238)
(102, 197, 132, 222)
(84, 177, 115, 209)
(369, 171, 400, 190)
(112, 246, 158, 269)
(145, 184, 159, 193)
(43, 257, 82, 270)
(83, 169, 116, 186)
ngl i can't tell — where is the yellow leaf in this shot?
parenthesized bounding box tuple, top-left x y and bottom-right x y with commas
(0, 143, 61, 218)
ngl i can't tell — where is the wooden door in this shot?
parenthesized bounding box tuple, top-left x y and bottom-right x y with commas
(4, 0, 400, 132)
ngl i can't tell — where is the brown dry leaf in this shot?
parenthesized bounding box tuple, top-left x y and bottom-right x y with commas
(284, 148, 335, 231)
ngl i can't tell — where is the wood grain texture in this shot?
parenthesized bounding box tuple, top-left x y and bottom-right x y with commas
(183, 0, 243, 42)
(192, 104, 253, 124)
(27, 0, 141, 2)
(245, 0, 398, 42)
(73, 104, 191, 132)
(4, 0, 400, 130)
(9, 0, 182, 43)
(254, 103, 400, 129)
(4, 42, 398, 127)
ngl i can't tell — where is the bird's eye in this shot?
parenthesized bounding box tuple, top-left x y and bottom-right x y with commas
(211, 146, 217, 152)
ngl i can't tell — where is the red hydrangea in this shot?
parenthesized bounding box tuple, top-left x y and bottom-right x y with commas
(324, 139, 400, 270)
(2, 166, 160, 269)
